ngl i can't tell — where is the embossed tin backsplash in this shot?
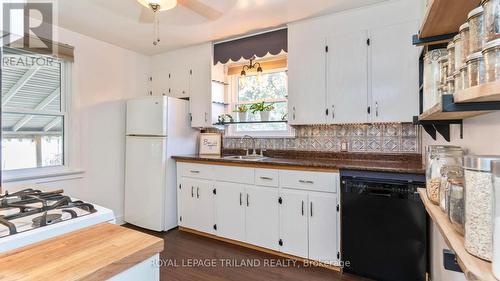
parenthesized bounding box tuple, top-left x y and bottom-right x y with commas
(222, 123, 421, 154)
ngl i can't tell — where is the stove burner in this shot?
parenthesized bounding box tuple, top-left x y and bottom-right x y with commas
(32, 213, 63, 227)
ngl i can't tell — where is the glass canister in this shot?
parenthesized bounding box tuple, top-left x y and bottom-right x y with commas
(468, 6, 486, 54)
(492, 160, 500, 279)
(466, 52, 486, 87)
(448, 175, 466, 235)
(464, 155, 500, 261)
(423, 49, 447, 111)
(447, 76, 455, 95)
(427, 146, 464, 205)
(438, 57, 449, 87)
(483, 0, 500, 42)
(460, 23, 471, 67)
(440, 166, 464, 212)
(454, 34, 463, 71)
(454, 70, 462, 92)
(448, 41, 456, 75)
(483, 38, 500, 82)
(460, 65, 469, 89)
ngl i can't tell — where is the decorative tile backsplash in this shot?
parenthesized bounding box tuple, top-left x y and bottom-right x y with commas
(222, 123, 421, 154)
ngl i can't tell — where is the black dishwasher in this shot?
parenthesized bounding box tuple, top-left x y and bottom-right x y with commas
(341, 170, 427, 281)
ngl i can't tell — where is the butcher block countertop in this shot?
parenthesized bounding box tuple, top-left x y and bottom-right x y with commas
(173, 150, 425, 174)
(0, 223, 164, 281)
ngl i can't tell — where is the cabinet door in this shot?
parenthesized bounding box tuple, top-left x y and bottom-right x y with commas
(308, 192, 338, 263)
(245, 186, 280, 251)
(191, 179, 215, 234)
(214, 182, 246, 241)
(189, 60, 212, 128)
(177, 177, 196, 229)
(170, 67, 190, 98)
(371, 21, 419, 122)
(279, 189, 309, 258)
(327, 30, 369, 124)
(287, 33, 327, 125)
(152, 68, 171, 96)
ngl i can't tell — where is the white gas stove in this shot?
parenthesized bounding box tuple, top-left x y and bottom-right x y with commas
(0, 188, 115, 253)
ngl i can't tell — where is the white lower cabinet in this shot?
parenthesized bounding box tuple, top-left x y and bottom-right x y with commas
(308, 192, 339, 263)
(177, 163, 339, 265)
(245, 185, 280, 251)
(279, 189, 309, 258)
(214, 182, 246, 241)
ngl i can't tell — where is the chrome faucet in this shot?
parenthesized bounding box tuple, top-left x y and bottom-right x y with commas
(240, 135, 257, 156)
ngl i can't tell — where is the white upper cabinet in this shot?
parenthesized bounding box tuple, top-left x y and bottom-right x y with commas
(170, 67, 190, 98)
(327, 30, 369, 124)
(370, 21, 419, 122)
(287, 32, 327, 125)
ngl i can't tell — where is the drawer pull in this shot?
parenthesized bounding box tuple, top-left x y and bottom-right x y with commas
(299, 180, 314, 184)
(190, 170, 200, 174)
(260, 176, 273, 181)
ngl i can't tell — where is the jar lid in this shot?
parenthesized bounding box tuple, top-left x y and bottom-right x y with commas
(453, 34, 461, 43)
(438, 56, 449, 63)
(426, 145, 461, 152)
(446, 76, 455, 82)
(482, 38, 500, 53)
(459, 23, 470, 32)
(453, 70, 461, 77)
(492, 160, 500, 176)
(468, 6, 484, 20)
(459, 64, 467, 71)
(447, 41, 455, 49)
(464, 155, 500, 171)
(466, 51, 483, 62)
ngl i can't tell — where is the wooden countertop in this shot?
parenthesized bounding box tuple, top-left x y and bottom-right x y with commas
(0, 223, 164, 281)
(417, 189, 497, 281)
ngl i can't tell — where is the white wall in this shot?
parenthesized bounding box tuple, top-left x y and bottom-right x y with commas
(423, 112, 500, 281)
(4, 26, 151, 224)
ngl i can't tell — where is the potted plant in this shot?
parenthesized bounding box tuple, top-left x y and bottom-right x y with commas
(233, 105, 249, 122)
(250, 102, 275, 122)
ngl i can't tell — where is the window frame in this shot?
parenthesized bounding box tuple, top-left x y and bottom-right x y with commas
(225, 68, 295, 138)
(1, 48, 73, 178)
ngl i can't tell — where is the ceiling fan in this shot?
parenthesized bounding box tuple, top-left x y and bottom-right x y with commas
(136, 0, 223, 46)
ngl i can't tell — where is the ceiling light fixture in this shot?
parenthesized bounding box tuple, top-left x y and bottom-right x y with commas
(240, 56, 263, 76)
(136, 0, 177, 46)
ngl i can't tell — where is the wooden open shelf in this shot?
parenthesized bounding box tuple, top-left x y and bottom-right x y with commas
(455, 81, 500, 103)
(419, 102, 486, 121)
(419, 0, 480, 38)
(418, 189, 497, 281)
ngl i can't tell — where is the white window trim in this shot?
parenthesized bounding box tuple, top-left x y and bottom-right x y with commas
(225, 68, 295, 138)
(2, 54, 76, 181)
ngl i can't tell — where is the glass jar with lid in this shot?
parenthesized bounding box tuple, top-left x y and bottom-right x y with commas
(426, 146, 464, 205)
(423, 49, 447, 111)
(464, 155, 500, 261)
(482, 0, 500, 42)
(448, 174, 466, 235)
(492, 160, 500, 279)
(483, 38, 500, 83)
(438, 56, 449, 87)
(460, 23, 471, 67)
(447, 76, 455, 95)
(466, 52, 486, 87)
(447, 41, 456, 75)
(454, 70, 462, 92)
(460, 65, 469, 90)
(468, 6, 485, 54)
(454, 34, 463, 71)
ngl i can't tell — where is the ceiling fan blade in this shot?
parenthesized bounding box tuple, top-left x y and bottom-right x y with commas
(139, 6, 154, 23)
(178, 0, 223, 21)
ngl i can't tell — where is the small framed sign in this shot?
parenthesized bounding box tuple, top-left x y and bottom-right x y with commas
(199, 133, 222, 156)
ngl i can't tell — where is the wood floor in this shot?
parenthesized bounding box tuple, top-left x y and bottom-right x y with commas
(124, 224, 371, 281)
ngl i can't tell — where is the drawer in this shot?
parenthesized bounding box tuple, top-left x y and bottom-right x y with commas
(279, 170, 338, 193)
(178, 163, 213, 179)
(255, 169, 279, 187)
(213, 165, 254, 184)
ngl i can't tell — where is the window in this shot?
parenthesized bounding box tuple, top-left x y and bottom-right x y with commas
(227, 69, 293, 137)
(1, 47, 70, 171)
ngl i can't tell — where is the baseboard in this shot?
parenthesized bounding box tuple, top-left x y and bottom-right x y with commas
(179, 226, 341, 272)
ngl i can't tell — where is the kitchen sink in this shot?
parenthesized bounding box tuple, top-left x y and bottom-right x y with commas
(222, 155, 268, 161)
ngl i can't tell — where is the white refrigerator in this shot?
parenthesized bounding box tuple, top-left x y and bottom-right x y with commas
(124, 96, 198, 231)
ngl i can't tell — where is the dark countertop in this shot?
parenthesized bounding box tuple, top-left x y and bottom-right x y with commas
(172, 151, 425, 174)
